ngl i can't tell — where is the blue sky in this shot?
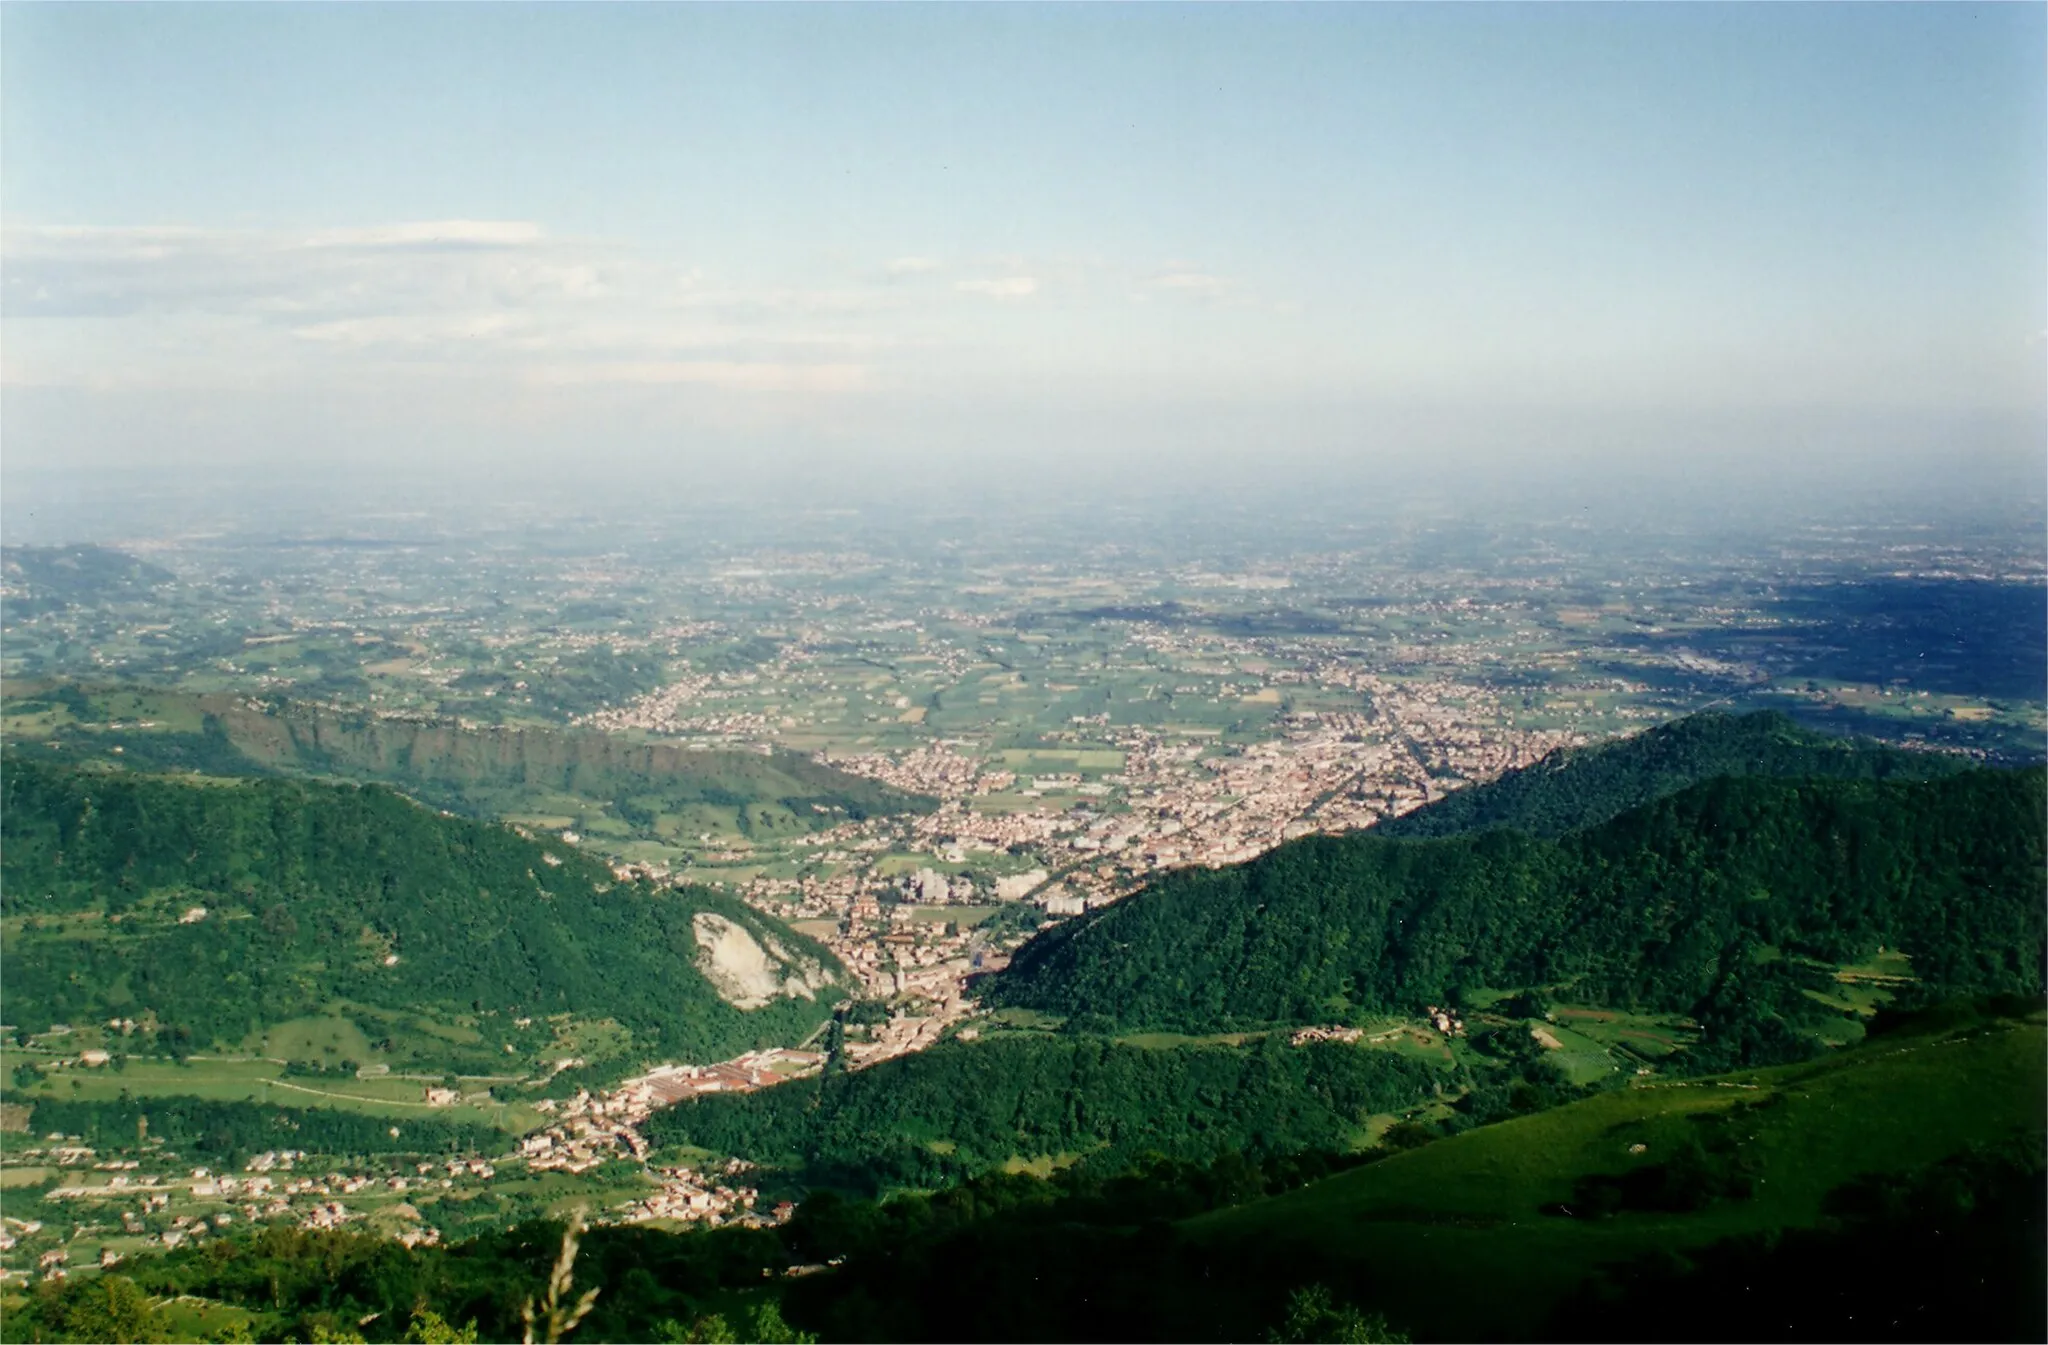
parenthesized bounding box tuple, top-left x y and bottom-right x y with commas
(2, 3, 2042, 499)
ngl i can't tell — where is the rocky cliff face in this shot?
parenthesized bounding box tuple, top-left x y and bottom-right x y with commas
(691, 910, 839, 1010)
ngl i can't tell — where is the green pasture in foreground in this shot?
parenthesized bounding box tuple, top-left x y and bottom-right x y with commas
(1186, 1010, 2046, 1341)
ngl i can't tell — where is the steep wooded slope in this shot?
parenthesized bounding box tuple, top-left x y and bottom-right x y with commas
(1, 758, 845, 1069)
(990, 769, 2045, 1066)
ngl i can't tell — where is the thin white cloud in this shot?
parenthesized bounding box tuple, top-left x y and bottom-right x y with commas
(0, 222, 884, 392)
(0, 225, 1299, 407)
(1, 221, 591, 321)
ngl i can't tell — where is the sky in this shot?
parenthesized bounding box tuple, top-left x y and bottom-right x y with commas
(2, 3, 2043, 522)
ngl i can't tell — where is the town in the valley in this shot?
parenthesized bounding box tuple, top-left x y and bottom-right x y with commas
(3, 508, 2039, 1284)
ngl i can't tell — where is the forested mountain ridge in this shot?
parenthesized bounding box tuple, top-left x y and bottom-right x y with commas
(1374, 709, 1971, 841)
(988, 768, 2045, 1065)
(215, 695, 932, 828)
(0, 757, 845, 1070)
(2, 682, 934, 842)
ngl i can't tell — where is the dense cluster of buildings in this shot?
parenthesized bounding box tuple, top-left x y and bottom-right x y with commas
(712, 667, 1584, 953)
(617, 1159, 778, 1228)
(4, 1056, 831, 1282)
(6, 1143, 506, 1279)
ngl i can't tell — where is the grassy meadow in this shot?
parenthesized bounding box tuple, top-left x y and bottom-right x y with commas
(1185, 1009, 2046, 1340)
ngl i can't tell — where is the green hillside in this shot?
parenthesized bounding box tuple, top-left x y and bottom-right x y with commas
(989, 769, 2045, 1066)
(1183, 1005, 2047, 1340)
(0, 758, 846, 1074)
(0, 682, 933, 846)
(641, 1033, 1447, 1192)
(1376, 709, 1968, 840)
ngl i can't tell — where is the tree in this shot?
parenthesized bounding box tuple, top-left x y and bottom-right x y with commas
(21, 1273, 172, 1343)
(404, 1308, 481, 1343)
(1267, 1284, 1408, 1344)
(745, 1301, 818, 1344)
(203, 1316, 258, 1343)
(1379, 1121, 1438, 1152)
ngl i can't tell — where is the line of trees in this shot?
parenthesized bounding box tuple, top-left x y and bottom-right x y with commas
(28, 1096, 504, 1167)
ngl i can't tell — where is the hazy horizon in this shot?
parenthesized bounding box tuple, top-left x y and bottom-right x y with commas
(3, 3, 2044, 537)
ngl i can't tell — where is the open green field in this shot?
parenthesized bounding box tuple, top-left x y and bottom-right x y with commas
(998, 748, 1126, 773)
(1116, 1031, 1264, 1050)
(1355, 1022, 1459, 1066)
(190, 998, 598, 1080)
(871, 853, 973, 877)
(159, 1298, 264, 1343)
(2, 1047, 544, 1135)
(999, 1150, 1089, 1178)
(254, 1015, 380, 1064)
(1547, 1005, 1698, 1062)
(1527, 1020, 1625, 1086)
(1186, 1011, 2047, 1341)
(978, 1008, 1066, 1033)
(1835, 948, 1915, 980)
